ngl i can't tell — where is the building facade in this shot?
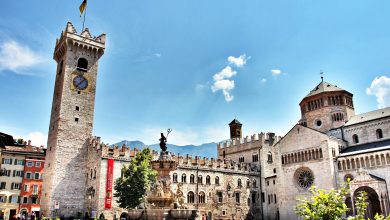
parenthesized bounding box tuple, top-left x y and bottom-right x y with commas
(0, 136, 45, 220)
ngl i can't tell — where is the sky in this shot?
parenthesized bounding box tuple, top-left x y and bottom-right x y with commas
(0, 0, 390, 147)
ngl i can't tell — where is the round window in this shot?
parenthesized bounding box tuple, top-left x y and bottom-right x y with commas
(295, 168, 314, 189)
(316, 120, 322, 127)
(344, 174, 353, 182)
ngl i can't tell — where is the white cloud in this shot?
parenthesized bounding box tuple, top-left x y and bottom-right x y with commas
(211, 66, 237, 102)
(227, 54, 249, 67)
(366, 76, 390, 108)
(154, 53, 162, 57)
(271, 69, 281, 75)
(261, 78, 267, 83)
(0, 40, 44, 73)
(26, 132, 47, 147)
(213, 66, 237, 81)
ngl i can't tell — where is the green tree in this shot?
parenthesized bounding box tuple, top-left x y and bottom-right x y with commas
(114, 148, 157, 209)
(295, 182, 350, 220)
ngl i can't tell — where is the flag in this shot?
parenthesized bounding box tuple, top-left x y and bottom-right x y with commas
(79, 0, 87, 17)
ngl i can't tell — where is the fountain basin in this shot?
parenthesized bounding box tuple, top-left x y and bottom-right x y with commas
(127, 210, 143, 220)
(169, 209, 195, 219)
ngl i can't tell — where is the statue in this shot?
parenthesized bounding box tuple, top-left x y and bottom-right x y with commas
(159, 128, 172, 152)
(174, 183, 187, 209)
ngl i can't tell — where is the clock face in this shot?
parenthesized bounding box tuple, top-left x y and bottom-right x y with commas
(73, 75, 88, 90)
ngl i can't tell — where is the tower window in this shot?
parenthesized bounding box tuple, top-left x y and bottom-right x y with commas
(77, 91, 81, 94)
(376, 129, 383, 139)
(58, 60, 63, 75)
(75, 106, 80, 111)
(75, 117, 79, 122)
(77, 58, 88, 72)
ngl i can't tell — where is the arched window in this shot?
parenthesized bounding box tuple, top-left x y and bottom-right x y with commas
(246, 179, 251, 188)
(187, 191, 195, 203)
(77, 58, 88, 72)
(198, 175, 203, 185)
(267, 152, 273, 163)
(190, 174, 195, 184)
(215, 176, 220, 185)
(93, 168, 96, 179)
(173, 173, 178, 183)
(198, 192, 206, 203)
(238, 179, 242, 188)
(376, 129, 383, 139)
(181, 174, 186, 183)
(352, 134, 359, 144)
(206, 175, 211, 185)
(253, 180, 257, 188)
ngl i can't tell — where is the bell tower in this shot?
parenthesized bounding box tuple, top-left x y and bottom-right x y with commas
(41, 22, 106, 217)
(229, 119, 242, 139)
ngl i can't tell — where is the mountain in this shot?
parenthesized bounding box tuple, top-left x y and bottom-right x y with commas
(113, 140, 218, 158)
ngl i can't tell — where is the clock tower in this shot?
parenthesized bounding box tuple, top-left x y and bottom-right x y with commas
(41, 22, 106, 217)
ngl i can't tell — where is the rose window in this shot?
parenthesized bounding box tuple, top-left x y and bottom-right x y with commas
(297, 169, 314, 188)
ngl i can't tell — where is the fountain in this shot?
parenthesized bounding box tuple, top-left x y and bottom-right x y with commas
(138, 129, 197, 220)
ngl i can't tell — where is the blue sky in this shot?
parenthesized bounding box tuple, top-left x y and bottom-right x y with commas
(0, 0, 389, 146)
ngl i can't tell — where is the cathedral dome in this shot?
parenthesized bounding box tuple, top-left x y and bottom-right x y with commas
(299, 80, 355, 133)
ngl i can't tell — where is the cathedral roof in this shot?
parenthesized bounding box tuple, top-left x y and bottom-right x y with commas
(304, 81, 346, 99)
(344, 107, 390, 126)
(229, 119, 242, 125)
(340, 139, 390, 156)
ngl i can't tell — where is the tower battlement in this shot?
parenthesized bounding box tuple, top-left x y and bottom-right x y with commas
(54, 22, 105, 62)
(171, 154, 259, 173)
(88, 136, 136, 161)
(217, 132, 282, 149)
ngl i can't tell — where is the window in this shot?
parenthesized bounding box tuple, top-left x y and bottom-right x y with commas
(206, 175, 211, 185)
(267, 152, 273, 163)
(376, 129, 383, 139)
(75, 117, 79, 122)
(252, 154, 259, 162)
(187, 191, 195, 203)
(235, 192, 240, 204)
(2, 158, 12, 164)
(198, 175, 203, 185)
(31, 197, 39, 204)
(36, 161, 41, 167)
(181, 174, 186, 183)
(190, 174, 195, 184)
(273, 168, 276, 174)
(75, 106, 80, 111)
(217, 192, 223, 203)
(239, 156, 245, 163)
(246, 179, 250, 188)
(34, 173, 40, 180)
(11, 183, 20, 190)
(295, 168, 314, 189)
(274, 194, 277, 203)
(273, 180, 275, 185)
(215, 176, 220, 185)
(26, 172, 32, 179)
(23, 197, 28, 204)
(253, 180, 257, 188)
(173, 173, 178, 183)
(26, 161, 34, 167)
(77, 58, 88, 72)
(32, 185, 38, 195)
(0, 195, 6, 203)
(15, 170, 24, 177)
(267, 181, 269, 186)
(9, 195, 19, 203)
(198, 192, 205, 203)
(352, 134, 359, 144)
(16, 159, 24, 165)
(24, 184, 29, 192)
(238, 179, 242, 188)
(0, 182, 6, 189)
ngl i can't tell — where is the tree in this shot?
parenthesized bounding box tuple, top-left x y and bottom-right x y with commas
(295, 182, 350, 220)
(114, 148, 157, 209)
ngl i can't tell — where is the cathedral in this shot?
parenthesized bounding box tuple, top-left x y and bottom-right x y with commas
(41, 22, 390, 219)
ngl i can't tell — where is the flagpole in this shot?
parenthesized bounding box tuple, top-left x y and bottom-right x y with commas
(82, 4, 87, 31)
